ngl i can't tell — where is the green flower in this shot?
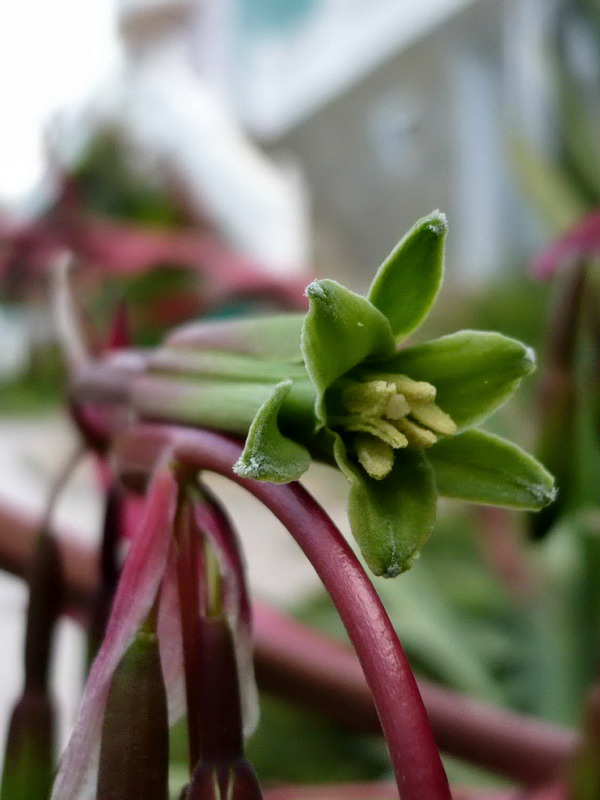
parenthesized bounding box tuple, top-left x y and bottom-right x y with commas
(140, 212, 556, 577)
(232, 211, 555, 576)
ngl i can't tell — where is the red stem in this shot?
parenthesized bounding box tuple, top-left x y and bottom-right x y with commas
(174, 496, 205, 770)
(115, 425, 452, 800)
(0, 500, 96, 608)
(252, 603, 573, 785)
(0, 498, 575, 783)
(263, 785, 514, 800)
(193, 483, 252, 631)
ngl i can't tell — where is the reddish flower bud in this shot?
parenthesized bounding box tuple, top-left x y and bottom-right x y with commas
(186, 758, 263, 800)
(196, 615, 244, 763)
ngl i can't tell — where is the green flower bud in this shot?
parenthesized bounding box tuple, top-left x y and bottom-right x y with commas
(96, 620, 169, 800)
(0, 690, 54, 800)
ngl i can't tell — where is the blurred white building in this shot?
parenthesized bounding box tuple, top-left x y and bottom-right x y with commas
(0, 0, 567, 284)
(195, 0, 547, 286)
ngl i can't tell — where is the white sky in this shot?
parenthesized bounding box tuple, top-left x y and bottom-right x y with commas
(0, 0, 120, 209)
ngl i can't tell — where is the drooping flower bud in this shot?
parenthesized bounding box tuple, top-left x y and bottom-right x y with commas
(51, 466, 178, 800)
(183, 613, 263, 799)
(0, 691, 55, 800)
(0, 531, 62, 800)
(186, 758, 263, 800)
(197, 615, 244, 763)
(96, 616, 169, 800)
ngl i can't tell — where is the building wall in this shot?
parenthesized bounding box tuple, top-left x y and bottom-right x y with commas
(270, 0, 530, 288)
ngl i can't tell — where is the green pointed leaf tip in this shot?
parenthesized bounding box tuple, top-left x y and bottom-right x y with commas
(301, 278, 396, 422)
(234, 381, 311, 483)
(382, 331, 537, 430)
(428, 429, 557, 510)
(339, 442, 437, 577)
(367, 210, 447, 342)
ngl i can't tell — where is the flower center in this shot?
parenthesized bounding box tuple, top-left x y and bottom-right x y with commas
(331, 374, 456, 480)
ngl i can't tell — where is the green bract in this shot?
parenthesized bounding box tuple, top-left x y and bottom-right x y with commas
(143, 211, 556, 577)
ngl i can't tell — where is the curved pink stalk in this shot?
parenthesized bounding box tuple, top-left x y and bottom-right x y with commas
(115, 425, 451, 800)
(193, 485, 252, 630)
(51, 465, 178, 800)
(0, 210, 310, 309)
(532, 208, 600, 278)
(252, 603, 574, 784)
(0, 497, 576, 781)
(157, 546, 186, 722)
(193, 484, 259, 736)
(263, 784, 516, 800)
(174, 495, 206, 769)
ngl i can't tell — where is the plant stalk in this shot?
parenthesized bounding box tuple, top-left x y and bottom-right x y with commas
(116, 425, 452, 800)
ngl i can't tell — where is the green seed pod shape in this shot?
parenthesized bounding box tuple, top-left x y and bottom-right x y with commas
(96, 626, 169, 800)
(0, 690, 55, 800)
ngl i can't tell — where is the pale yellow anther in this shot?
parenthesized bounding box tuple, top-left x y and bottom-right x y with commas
(393, 376, 436, 404)
(336, 415, 408, 449)
(395, 417, 438, 448)
(371, 373, 436, 404)
(342, 380, 394, 416)
(385, 392, 410, 420)
(410, 402, 457, 436)
(354, 434, 395, 480)
(334, 372, 455, 479)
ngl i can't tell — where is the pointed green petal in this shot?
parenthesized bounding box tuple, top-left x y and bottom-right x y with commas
(166, 313, 305, 362)
(381, 330, 536, 429)
(302, 279, 395, 424)
(234, 381, 311, 483)
(367, 211, 447, 342)
(427, 429, 556, 510)
(334, 437, 437, 577)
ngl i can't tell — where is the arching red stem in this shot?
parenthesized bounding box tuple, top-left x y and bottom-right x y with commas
(115, 424, 451, 800)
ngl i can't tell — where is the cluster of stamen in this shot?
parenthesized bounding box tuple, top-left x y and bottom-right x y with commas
(333, 374, 457, 480)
